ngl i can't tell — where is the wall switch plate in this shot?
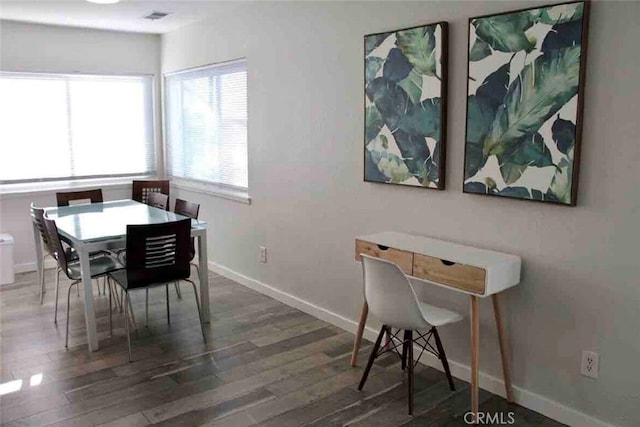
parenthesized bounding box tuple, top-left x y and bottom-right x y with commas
(259, 246, 267, 263)
(581, 350, 599, 379)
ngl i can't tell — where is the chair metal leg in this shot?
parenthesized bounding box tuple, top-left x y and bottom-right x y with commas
(174, 282, 182, 299)
(111, 281, 122, 311)
(432, 327, 455, 391)
(65, 281, 79, 348)
(107, 280, 117, 312)
(165, 284, 171, 325)
(401, 329, 410, 371)
(358, 325, 386, 391)
(119, 288, 124, 312)
(407, 330, 414, 415)
(127, 292, 137, 335)
(108, 279, 113, 337)
(54, 268, 61, 324)
(39, 253, 47, 304)
(193, 263, 200, 282)
(145, 288, 149, 327)
(384, 326, 392, 350)
(116, 285, 123, 311)
(187, 280, 206, 343)
(123, 291, 132, 362)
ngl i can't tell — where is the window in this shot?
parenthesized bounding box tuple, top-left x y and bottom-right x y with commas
(165, 60, 248, 194)
(0, 72, 155, 185)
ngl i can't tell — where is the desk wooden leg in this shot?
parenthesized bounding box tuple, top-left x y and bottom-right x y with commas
(470, 295, 479, 424)
(492, 294, 514, 402)
(350, 302, 368, 367)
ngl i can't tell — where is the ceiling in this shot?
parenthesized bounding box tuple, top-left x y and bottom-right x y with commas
(0, 1, 224, 34)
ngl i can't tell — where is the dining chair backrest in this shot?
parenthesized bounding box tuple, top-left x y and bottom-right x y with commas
(174, 199, 200, 220)
(125, 219, 191, 289)
(132, 180, 170, 205)
(31, 203, 54, 256)
(147, 192, 169, 211)
(56, 189, 103, 207)
(43, 216, 74, 280)
(174, 199, 200, 260)
(360, 254, 430, 330)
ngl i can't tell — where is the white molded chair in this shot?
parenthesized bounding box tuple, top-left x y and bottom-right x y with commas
(358, 254, 463, 415)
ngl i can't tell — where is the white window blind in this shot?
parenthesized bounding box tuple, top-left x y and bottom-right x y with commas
(0, 72, 155, 184)
(165, 60, 248, 191)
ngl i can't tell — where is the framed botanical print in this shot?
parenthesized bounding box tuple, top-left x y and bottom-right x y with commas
(364, 22, 448, 189)
(463, 1, 589, 205)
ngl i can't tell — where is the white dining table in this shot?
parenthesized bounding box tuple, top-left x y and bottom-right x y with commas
(34, 199, 210, 352)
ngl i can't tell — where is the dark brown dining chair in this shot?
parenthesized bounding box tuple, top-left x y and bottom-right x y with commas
(43, 216, 126, 348)
(132, 180, 170, 206)
(32, 204, 116, 305)
(108, 219, 206, 361)
(174, 199, 200, 220)
(173, 199, 201, 299)
(56, 189, 103, 207)
(147, 192, 169, 210)
(31, 204, 67, 304)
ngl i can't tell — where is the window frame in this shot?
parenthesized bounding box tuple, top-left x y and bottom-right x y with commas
(0, 70, 158, 190)
(163, 59, 250, 204)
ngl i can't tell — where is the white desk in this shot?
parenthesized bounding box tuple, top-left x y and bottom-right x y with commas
(35, 200, 210, 352)
(351, 231, 521, 421)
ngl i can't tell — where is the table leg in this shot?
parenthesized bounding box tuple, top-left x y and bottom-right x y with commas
(470, 295, 479, 424)
(197, 229, 210, 323)
(32, 221, 45, 303)
(350, 301, 368, 367)
(78, 246, 99, 351)
(492, 294, 514, 402)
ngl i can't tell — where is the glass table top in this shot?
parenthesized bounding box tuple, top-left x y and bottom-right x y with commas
(45, 199, 206, 243)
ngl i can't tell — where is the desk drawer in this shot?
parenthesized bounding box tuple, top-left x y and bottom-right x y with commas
(413, 254, 486, 294)
(355, 239, 413, 275)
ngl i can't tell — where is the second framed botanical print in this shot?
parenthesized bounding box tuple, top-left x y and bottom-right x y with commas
(364, 22, 448, 189)
(463, 1, 589, 205)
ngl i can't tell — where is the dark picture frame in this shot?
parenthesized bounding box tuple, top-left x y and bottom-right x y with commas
(364, 22, 449, 190)
(463, 1, 590, 206)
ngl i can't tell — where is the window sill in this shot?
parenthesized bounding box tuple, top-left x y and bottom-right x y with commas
(171, 179, 251, 205)
(0, 176, 154, 200)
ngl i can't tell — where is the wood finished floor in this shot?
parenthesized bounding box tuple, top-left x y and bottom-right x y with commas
(0, 270, 563, 427)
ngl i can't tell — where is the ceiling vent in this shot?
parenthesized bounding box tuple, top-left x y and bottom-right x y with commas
(143, 11, 171, 20)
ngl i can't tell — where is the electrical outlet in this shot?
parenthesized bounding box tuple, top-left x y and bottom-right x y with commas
(581, 351, 599, 379)
(259, 246, 267, 263)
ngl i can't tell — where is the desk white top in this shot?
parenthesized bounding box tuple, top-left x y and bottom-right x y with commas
(357, 231, 522, 296)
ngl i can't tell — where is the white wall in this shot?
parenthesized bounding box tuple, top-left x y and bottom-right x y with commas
(0, 21, 161, 269)
(162, 1, 640, 426)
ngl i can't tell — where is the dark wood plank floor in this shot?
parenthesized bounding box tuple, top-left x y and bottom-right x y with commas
(0, 270, 563, 426)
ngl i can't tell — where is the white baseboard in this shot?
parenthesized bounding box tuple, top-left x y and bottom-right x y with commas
(15, 259, 57, 274)
(208, 260, 612, 427)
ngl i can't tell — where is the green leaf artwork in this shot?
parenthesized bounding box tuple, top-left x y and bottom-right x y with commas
(469, 38, 492, 62)
(464, 1, 587, 205)
(365, 57, 385, 85)
(364, 23, 447, 189)
(395, 26, 438, 78)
